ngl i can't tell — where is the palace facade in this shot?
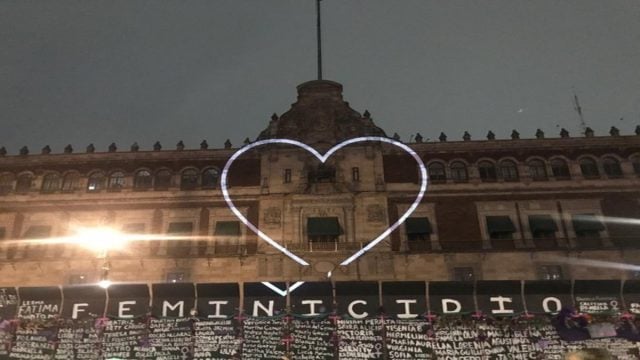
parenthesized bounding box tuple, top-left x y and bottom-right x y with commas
(1, 80, 639, 286)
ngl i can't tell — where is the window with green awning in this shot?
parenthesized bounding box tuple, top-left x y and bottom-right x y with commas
(528, 215, 558, 239)
(486, 216, 515, 239)
(572, 214, 604, 240)
(405, 217, 432, 242)
(307, 217, 341, 242)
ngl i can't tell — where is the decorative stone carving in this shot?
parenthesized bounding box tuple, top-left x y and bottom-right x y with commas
(263, 207, 282, 226)
(367, 204, 386, 223)
(486, 131, 495, 140)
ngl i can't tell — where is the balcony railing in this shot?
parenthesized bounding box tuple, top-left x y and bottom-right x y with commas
(0, 236, 638, 261)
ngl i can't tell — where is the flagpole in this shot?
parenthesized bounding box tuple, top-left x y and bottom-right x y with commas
(316, 0, 323, 80)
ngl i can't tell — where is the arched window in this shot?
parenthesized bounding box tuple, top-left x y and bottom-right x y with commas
(551, 159, 571, 180)
(602, 157, 623, 178)
(154, 170, 172, 190)
(180, 169, 199, 190)
(62, 172, 80, 192)
(108, 172, 125, 190)
(580, 158, 600, 179)
(202, 168, 219, 189)
(87, 172, 105, 192)
(0, 174, 14, 195)
(428, 162, 446, 182)
(528, 160, 548, 181)
(631, 156, 640, 176)
(478, 161, 497, 182)
(450, 162, 468, 182)
(15, 173, 33, 193)
(41, 173, 61, 193)
(60, 172, 78, 192)
(134, 170, 152, 189)
(499, 160, 519, 181)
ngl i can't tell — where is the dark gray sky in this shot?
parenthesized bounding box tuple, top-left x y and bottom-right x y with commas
(1, 0, 639, 153)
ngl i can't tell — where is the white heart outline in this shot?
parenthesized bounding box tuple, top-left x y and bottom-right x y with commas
(220, 136, 428, 267)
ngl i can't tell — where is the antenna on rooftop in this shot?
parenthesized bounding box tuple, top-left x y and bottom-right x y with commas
(572, 88, 587, 134)
(316, 0, 323, 80)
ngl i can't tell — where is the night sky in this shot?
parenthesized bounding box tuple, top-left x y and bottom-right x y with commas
(1, 0, 639, 154)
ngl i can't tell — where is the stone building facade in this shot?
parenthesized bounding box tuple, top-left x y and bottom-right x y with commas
(1, 80, 639, 287)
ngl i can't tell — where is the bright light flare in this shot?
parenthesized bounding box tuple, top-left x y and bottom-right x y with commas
(98, 279, 112, 289)
(70, 227, 127, 256)
(542, 255, 640, 272)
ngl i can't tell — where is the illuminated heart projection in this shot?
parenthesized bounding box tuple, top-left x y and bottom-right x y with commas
(221, 136, 428, 269)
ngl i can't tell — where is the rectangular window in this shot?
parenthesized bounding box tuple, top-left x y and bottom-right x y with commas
(539, 265, 563, 280)
(453, 267, 475, 282)
(528, 215, 558, 239)
(485, 216, 515, 240)
(307, 217, 341, 243)
(405, 217, 432, 242)
(167, 222, 193, 235)
(572, 214, 604, 240)
(0, 227, 5, 240)
(166, 271, 187, 283)
(23, 225, 52, 239)
(352, 167, 360, 182)
(284, 169, 292, 183)
(214, 221, 241, 236)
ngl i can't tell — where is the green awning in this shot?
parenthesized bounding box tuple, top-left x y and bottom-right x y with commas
(23, 225, 52, 239)
(528, 215, 558, 232)
(572, 215, 605, 232)
(215, 221, 241, 236)
(307, 217, 342, 236)
(167, 222, 193, 234)
(486, 216, 516, 233)
(405, 217, 432, 234)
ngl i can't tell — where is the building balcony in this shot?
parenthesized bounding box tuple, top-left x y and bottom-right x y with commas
(0, 236, 639, 261)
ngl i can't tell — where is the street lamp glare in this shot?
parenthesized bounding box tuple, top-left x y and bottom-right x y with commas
(98, 279, 112, 289)
(72, 227, 127, 255)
